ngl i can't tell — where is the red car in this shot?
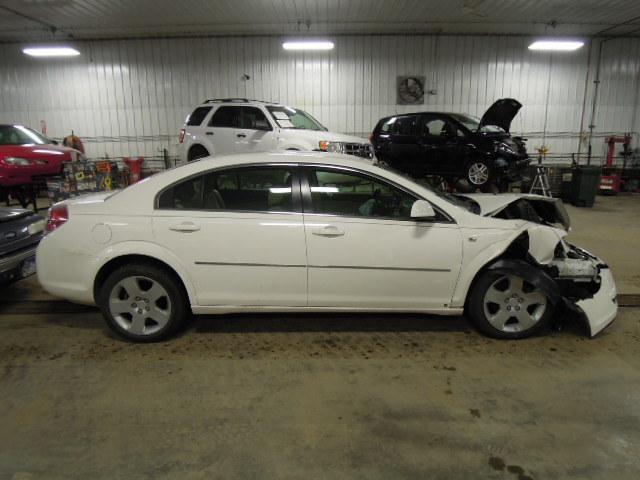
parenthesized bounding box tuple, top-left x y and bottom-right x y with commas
(1, 124, 83, 206)
(0, 124, 83, 186)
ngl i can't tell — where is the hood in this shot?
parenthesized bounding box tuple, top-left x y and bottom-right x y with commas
(286, 129, 370, 145)
(479, 98, 522, 133)
(456, 193, 571, 231)
(0, 143, 80, 160)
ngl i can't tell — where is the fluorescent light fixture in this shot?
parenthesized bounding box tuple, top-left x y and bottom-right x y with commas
(528, 40, 584, 51)
(282, 40, 334, 51)
(23, 46, 80, 57)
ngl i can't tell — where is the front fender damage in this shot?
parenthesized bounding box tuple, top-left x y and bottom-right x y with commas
(488, 227, 618, 337)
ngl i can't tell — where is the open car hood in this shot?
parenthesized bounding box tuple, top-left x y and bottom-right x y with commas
(456, 193, 571, 231)
(479, 98, 522, 133)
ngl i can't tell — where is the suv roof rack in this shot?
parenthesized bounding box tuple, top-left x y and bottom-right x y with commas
(204, 98, 249, 103)
(203, 98, 279, 104)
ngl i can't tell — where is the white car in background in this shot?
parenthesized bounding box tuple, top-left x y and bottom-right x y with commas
(178, 98, 373, 162)
(36, 152, 617, 342)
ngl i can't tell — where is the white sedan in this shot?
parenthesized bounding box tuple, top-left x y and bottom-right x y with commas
(36, 152, 617, 342)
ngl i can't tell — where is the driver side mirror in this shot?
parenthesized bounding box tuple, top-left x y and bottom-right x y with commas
(410, 200, 436, 220)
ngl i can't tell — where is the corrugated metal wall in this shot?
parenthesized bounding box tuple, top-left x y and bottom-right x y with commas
(0, 35, 638, 163)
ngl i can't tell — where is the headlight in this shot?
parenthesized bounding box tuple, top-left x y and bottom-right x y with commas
(319, 141, 345, 153)
(3, 157, 31, 166)
(495, 143, 514, 154)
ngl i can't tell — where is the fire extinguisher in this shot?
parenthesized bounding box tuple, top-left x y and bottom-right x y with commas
(123, 157, 144, 184)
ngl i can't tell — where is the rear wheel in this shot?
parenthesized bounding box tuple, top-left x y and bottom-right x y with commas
(468, 271, 553, 339)
(98, 263, 189, 342)
(188, 145, 209, 162)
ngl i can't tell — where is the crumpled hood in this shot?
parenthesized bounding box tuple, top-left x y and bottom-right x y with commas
(457, 193, 571, 230)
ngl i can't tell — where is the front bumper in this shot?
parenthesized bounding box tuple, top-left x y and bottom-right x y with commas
(0, 245, 38, 284)
(575, 268, 618, 337)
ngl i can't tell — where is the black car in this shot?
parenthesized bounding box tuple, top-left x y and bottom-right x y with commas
(0, 206, 44, 285)
(371, 98, 530, 190)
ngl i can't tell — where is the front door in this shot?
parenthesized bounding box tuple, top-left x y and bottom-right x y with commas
(301, 166, 463, 309)
(234, 107, 277, 153)
(152, 164, 307, 307)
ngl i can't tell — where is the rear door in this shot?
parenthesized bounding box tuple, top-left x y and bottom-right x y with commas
(421, 115, 468, 175)
(152, 164, 307, 307)
(384, 115, 422, 173)
(207, 106, 243, 155)
(234, 107, 277, 153)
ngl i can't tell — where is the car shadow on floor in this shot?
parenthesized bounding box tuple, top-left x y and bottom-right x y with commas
(191, 312, 473, 334)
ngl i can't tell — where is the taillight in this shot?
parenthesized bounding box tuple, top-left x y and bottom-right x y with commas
(178, 128, 186, 143)
(368, 133, 374, 143)
(45, 204, 68, 234)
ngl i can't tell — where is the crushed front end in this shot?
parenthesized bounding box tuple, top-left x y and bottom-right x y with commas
(546, 242, 617, 337)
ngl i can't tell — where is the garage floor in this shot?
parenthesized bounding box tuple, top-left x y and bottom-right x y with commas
(1, 195, 640, 479)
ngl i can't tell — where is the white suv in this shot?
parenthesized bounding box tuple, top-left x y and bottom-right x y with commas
(178, 98, 373, 162)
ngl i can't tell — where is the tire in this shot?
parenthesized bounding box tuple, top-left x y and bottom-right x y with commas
(188, 145, 209, 162)
(467, 271, 554, 339)
(466, 160, 491, 188)
(97, 263, 189, 342)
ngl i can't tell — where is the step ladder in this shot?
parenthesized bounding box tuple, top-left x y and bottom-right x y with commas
(529, 164, 552, 196)
(529, 147, 552, 197)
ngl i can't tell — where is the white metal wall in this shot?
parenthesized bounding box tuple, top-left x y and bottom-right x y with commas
(0, 35, 638, 163)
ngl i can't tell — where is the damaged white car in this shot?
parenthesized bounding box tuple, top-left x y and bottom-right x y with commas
(36, 152, 617, 342)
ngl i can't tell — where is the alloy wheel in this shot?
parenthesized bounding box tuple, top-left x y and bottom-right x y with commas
(108, 276, 172, 336)
(468, 162, 489, 185)
(482, 274, 547, 333)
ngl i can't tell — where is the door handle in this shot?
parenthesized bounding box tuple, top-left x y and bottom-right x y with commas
(206, 131, 214, 136)
(312, 225, 345, 237)
(236, 133, 247, 138)
(169, 222, 201, 232)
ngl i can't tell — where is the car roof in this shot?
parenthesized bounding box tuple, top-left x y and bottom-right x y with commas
(192, 151, 373, 169)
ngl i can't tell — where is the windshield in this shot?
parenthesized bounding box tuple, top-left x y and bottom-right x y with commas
(266, 106, 327, 131)
(0, 125, 51, 145)
(375, 161, 474, 212)
(449, 114, 505, 134)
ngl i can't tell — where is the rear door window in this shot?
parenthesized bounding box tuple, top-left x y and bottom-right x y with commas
(208, 106, 242, 128)
(186, 106, 213, 126)
(392, 116, 420, 136)
(157, 166, 296, 213)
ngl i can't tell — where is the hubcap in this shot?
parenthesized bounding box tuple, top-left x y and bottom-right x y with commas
(108, 276, 171, 336)
(483, 275, 547, 333)
(468, 162, 489, 185)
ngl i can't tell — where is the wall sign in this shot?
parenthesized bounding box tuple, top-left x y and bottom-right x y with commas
(397, 76, 425, 105)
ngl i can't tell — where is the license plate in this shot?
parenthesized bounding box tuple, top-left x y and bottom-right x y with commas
(20, 256, 37, 278)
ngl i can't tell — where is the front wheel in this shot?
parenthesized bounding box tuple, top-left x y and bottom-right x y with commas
(466, 161, 491, 188)
(98, 263, 189, 342)
(467, 272, 554, 339)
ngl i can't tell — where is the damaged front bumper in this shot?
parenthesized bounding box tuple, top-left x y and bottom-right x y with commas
(575, 268, 617, 337)
(488, 241, 618, 337)
(551, 245, 618, 337)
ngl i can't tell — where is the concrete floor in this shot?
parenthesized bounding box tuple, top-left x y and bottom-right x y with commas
(1, 194, 640, 479)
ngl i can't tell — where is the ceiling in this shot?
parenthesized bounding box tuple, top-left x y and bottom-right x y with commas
(1, 0, 639, 42)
